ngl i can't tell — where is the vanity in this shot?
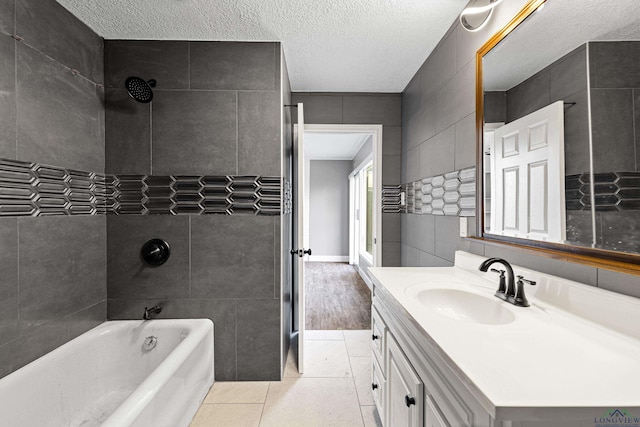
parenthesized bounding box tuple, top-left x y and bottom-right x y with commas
(369, 251, 640, 427)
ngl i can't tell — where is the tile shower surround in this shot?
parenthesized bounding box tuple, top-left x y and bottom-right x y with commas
(104, 40, 287, 381)
(0, 0, 106, 379)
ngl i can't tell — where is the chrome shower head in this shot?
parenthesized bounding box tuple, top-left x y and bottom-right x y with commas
(125, 76, 156, 103)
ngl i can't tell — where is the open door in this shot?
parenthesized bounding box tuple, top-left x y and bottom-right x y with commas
(292, 103, 309, 373)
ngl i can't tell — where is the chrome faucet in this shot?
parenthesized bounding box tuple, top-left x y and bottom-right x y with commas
(143, 305, 162, 320)
(479, 258, 536, 307)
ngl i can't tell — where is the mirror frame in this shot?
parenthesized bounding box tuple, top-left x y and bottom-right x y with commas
(474, 0, 640, 275)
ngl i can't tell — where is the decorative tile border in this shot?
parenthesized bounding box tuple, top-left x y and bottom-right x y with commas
(400, 167, 476, 217)
(111, 175, 282, 215)
(283, 179, 292, 215)
(382, 185, 403, 213)
(0, 158, 283, 217)
(0, 158, 109, 216)
(566, 172, 640, 211)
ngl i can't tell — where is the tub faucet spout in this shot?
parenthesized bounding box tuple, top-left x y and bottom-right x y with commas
(143, 305, 162, 320)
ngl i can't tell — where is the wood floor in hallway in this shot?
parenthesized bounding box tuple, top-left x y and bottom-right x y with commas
(305, 262, 371, 330)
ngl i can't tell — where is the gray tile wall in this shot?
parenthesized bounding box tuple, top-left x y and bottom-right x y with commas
(0, 0, 106, 378)
(588, 41, 640, 254)
(105, 40, 281, 177)
(499, 45, 590, 176)
(400, 0, 640, 296)
(589, 41, 640, 174)
(291, 92, 402, 267)
(104, 41, 284, 381)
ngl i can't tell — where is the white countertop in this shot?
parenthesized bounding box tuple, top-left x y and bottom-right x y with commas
(369, 251, 640, 410)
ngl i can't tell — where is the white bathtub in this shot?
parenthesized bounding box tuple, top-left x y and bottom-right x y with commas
(0, 319, 214, 427)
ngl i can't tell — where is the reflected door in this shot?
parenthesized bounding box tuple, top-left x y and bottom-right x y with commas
(490, 101, 566, 242)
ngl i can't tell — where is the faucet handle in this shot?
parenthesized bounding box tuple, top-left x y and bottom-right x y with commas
(513, 276, 536, 307)
(491, 268, 507, 300)
(517, 275, 536, 286)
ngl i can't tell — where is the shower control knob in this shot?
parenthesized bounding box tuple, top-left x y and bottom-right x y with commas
(141, 239, 171, 266)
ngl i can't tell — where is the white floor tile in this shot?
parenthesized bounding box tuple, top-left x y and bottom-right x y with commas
(305, 330, 345, 341)
(260, 377, 364, 427)
(350, 356, 375, 405)
(343, 330, 373, 357)
(204, 381, 270, 404)
(192, 330, 375, 427)
(190, 403, 263, 427)
(360, 405, 383, 427)
(302, 339, 352, 378)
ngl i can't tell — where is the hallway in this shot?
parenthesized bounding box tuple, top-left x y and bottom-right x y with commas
(305, 262, 372, 330)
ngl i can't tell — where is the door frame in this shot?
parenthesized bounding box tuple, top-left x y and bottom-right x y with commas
(291, 122, 382, 374)
(301, 124, 383, 269)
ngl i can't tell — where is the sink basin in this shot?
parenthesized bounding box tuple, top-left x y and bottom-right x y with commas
(412, 288, 515, 325)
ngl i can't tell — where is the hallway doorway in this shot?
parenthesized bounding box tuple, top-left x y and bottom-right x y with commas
(292, 120, 382, 373)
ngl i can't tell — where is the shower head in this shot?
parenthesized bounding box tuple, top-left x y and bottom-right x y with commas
(125, 76, 156, 103)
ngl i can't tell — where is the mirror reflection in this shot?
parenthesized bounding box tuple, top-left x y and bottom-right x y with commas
(482, 0, 640, 254)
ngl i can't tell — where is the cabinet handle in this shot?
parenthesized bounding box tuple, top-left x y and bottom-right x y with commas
(405, 395, 416, 407)
(372, 334, 379, 341)
(371, 383, 378, 390)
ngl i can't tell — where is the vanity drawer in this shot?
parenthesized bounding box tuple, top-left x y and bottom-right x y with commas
(372, 306, 387, 370)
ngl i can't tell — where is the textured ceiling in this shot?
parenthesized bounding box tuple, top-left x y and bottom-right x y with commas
(484, 0, 640, 91)
(56, 0, 468, 92)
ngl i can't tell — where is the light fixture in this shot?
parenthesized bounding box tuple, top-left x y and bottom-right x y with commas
(460, 0, 505, 32)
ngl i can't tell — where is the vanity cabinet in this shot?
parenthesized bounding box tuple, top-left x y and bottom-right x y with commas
(369, 253, 640, 426)
(372, 295, 486, 427)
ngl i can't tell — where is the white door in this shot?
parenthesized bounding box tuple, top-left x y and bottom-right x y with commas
(490, 101, 566, 243)
(292, 103, 309, 373)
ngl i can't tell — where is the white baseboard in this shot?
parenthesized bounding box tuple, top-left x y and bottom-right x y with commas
(357, 266, 373, 291)
(307, 255, 349, 262)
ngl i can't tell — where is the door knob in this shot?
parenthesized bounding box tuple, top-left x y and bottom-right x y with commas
(290, 248, 312, 257)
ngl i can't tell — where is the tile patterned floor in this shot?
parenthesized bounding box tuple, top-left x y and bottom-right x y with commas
(190, 330, 383, 427)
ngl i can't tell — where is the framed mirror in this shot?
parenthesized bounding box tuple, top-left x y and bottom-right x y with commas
(475, 0, 640, 273)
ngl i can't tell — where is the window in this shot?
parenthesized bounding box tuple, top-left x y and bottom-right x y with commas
(356, 161, 374, 263)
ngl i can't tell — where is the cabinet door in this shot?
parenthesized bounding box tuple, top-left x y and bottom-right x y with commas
(387, 335, 423, 427)
(425, 395, 450, 427)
